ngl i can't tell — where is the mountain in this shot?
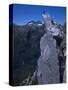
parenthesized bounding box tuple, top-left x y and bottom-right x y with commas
(10, 21, 45, 85)
(27, 20, 43, 26)
(10, 19, 66, 85)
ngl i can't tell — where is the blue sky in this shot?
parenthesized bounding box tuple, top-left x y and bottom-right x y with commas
(12, 4, 66, 25)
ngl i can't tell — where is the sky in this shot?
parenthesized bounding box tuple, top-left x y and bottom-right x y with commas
(11, 4, 66, 25)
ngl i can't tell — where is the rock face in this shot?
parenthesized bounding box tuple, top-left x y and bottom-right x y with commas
(37, 33, 60, 84)
(42, 12, 60, 36)
(37, 12, 66, 84)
